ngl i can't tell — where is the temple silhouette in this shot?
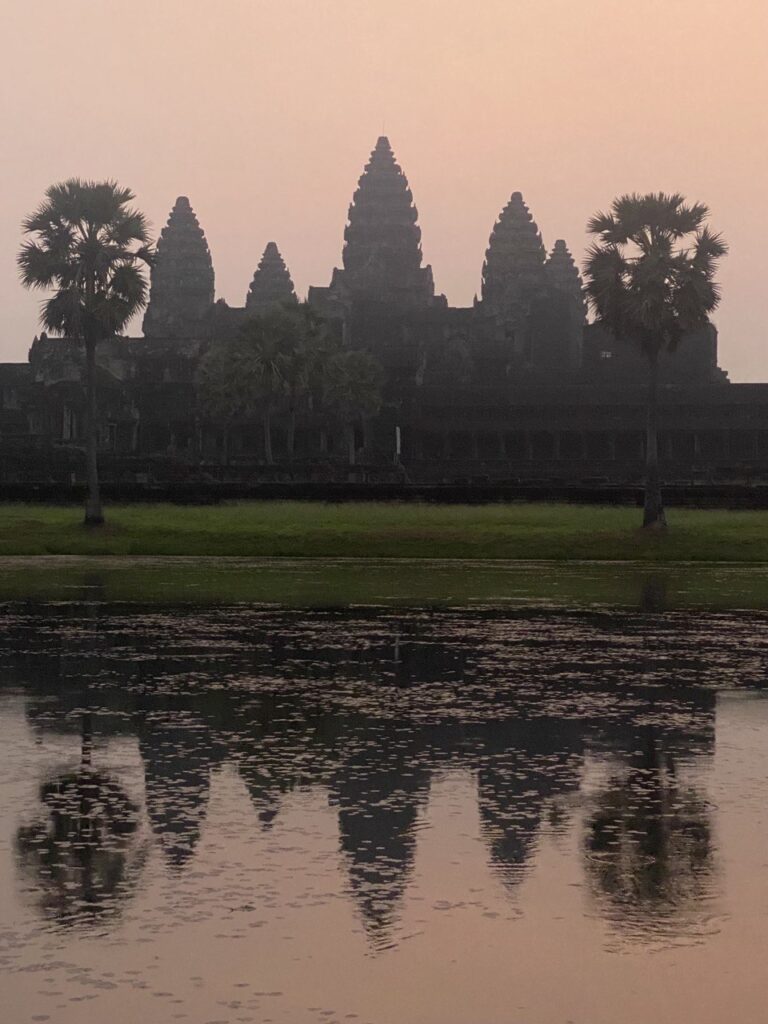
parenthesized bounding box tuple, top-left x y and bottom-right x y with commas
(3, 136, 766, 485)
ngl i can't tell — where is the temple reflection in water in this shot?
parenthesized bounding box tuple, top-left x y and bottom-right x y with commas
(1, 604, 735, 946)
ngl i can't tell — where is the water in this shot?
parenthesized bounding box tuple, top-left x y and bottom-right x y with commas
(2, 581, 768, 1023)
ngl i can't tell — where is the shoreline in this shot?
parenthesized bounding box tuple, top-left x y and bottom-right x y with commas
(1, 554, 767, 610)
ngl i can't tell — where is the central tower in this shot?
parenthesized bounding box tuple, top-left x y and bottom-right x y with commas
(328, 137, 436, 311)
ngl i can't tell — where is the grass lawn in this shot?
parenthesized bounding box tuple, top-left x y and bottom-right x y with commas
(0, 500, 767, 561)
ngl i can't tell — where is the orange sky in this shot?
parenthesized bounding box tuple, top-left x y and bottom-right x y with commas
(1, 0, 766, 379)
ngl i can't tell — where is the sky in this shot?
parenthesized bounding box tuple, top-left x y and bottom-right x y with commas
(1, 0, 766, 380)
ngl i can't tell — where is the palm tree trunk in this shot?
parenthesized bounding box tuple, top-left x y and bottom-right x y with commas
(84, 336, 104, 526)
(287, 409, 296, 461)
(643, 351, 666, 529)
(263, 410, 273, 464)
(194, 415, 202, 465)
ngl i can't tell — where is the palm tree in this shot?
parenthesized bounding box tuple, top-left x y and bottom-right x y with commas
(200, 307, 315, 465)
(583, 193, 726, 529)
(237, 310, 296, 464)
(197, 335, 255, 465)
(324, 350, 384, 465)
(305, 320, 346, 456)
(18, 180, 152, 525)
(281, 304, 328, 460)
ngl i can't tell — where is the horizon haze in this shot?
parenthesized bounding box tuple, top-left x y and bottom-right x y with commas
(1, 0, 766, 379)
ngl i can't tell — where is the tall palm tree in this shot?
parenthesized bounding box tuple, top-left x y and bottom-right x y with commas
(237, 310, 296, 464)
(305, 319, 346, 456)
(583, 193, 726, 529)
(281, 304, 328, 460)
(18, 180, 152, 525)
(199, 307, 319, 466)
(324, 350, 384, 465)
(197, 335, 255, 465)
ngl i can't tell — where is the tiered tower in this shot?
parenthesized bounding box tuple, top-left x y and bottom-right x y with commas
(245, 242, 297, 311)
(540, 239, 588, 370)
(480, 192, 547, 318)
(329, 136, 435, 310)
(143, 197, 214, 339)
(545, 239, 587, 316)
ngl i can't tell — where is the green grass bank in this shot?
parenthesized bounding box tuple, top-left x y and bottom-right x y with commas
(1, 501, 768, 561)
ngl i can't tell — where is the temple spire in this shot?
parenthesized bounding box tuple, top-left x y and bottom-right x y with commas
(143, 196, 214, 339)
(545, 239, 587, 322)
(329, 136, 435, 310)
(481, 192, 546, 316)
(245, 242, 297, 311)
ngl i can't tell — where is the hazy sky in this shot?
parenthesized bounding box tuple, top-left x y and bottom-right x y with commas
(2, 0, 766, 379)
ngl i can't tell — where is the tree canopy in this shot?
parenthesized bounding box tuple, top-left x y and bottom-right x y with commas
(583, 192, 727, 358)
(197, 303, 383, 464)
(18, 178, 153, 341)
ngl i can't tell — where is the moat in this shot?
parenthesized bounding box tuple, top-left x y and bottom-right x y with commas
(2, 585, 768, 1024)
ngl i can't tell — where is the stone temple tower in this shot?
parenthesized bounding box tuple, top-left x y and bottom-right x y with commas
(545, 239, 585, 306)
(534, 239, 588, 370)
(328, 136, 436, 311)
(143, 196, 214, 339)
(481, 192, 547, 320)
(245, 242, 297, 312)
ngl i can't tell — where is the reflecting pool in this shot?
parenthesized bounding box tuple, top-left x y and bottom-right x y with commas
(2, 590, 768, 1023)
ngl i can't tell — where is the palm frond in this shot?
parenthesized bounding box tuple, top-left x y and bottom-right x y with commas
(17, 241, 62, 289)
(586, 210, 617, 238)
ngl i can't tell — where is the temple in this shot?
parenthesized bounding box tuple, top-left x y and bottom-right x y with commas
(2, 135, 766, 487)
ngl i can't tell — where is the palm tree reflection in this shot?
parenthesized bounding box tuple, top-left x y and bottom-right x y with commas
(585, 730, 714, 935)
(16, 713, 144, 928)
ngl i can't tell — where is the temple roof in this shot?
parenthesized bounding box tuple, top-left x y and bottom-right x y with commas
(143, 196, 215, 339)
(245, 242, 297, 311)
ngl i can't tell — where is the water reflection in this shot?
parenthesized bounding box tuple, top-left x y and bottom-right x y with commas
(15, 713, 144, 928)
(139, 713, 221, 869)
(585, 730, 715, 938)
(0, 603, 749, 952)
